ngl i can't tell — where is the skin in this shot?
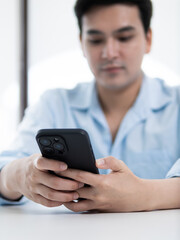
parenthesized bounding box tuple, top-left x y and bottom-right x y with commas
(61, 157, 180, 212)
(80, 4, 152, 92)
(0, 4, 180, 212)
(80, 4, 152, 141)
(0, 155, 82, 207)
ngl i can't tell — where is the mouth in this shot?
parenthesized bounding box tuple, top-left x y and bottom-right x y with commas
(101, 65, 125, 74)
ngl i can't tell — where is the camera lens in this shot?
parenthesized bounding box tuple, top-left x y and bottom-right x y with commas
(53, 143, 64, 151)
(39, 138, 51, 146)
(43, 147, 54, 155)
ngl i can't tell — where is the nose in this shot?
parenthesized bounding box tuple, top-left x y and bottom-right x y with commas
(101, 38, 119, 60)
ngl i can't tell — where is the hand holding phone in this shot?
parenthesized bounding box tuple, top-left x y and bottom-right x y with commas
(36, 128, 99, 174)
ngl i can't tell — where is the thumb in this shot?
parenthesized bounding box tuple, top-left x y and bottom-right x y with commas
(96, 156, 126, 172)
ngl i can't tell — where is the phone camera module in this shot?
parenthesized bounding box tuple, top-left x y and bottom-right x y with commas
(40, 138, 51, 146)
(53, 143, 65, 152)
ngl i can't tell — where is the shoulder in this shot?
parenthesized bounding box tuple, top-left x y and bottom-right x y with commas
(39, 81, 94, 107)
(146, 76, 180, 105)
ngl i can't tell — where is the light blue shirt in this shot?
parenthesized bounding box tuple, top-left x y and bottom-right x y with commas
(0, 74, 180, 205)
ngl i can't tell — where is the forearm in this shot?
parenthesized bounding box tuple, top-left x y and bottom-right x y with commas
(142, 177, 180, 211)
(0, 159, 23, 200)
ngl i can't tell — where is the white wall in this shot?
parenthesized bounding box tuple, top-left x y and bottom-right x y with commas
(28, 0, 79, 67)
(0, 0, 180, 150)
(28, 0, 180, 105)
(0, 0, 20, 151)
(151, 0, 180, 75)
(28, 0, 180, 73)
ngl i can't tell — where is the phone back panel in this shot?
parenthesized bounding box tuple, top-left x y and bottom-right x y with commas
(36, 129, 99, 174)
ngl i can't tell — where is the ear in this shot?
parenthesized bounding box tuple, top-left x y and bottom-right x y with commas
(79, 34, 86, 58)
(145, 28, 152, 54)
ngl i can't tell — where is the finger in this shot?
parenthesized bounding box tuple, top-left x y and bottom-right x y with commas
(35, 184, 79, 202)
(38, 171, 84, 191)
(33, 194, 63, 208)
(96, 157, 126, 172)
(64, 199, 94, 212)
(59, 168, 99, 187)
(34, 156, 67, 172)
(76, 186, 95, 200)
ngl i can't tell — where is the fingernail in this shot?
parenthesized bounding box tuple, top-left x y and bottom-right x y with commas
(78, 182, 84, 188)
(97, 158, 105, 166)
(60, 164, 67, 170)
(73, 193, 79, 200)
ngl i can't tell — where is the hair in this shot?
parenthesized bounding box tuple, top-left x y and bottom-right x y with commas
(74, 0, 153, 34)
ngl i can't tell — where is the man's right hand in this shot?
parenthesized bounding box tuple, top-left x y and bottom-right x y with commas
(0, 154, 83, 207)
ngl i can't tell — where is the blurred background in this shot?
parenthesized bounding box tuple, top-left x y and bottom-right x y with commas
(0, 0, 180, 151)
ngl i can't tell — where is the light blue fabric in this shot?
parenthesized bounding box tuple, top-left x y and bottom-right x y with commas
(1, 74, 180, 205)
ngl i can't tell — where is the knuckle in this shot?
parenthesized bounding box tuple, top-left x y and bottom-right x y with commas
(101, 177, 110, 189)
(34, 195, 49, 207)
(96, 175, 104, 187)
(47, 191, 55, 200)
(50, 177, 62, 190)
(44, 200, 53, 208)
(107, 156, 115, 161)
(40, 197, 57, 208)
(52, 179, 60, 189)
(63, 193, 74, 202)
(35, 156, 44, 169)
(76, 172, 84, 182)
(96, 194, 104, 203)
(71, 204, 80, 212)
(73, 208, 80, 213)
(93, 190, 106, 204)
(29, 170, 38, 184)
(71, 182, 79, 190)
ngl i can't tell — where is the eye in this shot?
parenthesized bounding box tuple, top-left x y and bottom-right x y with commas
(88, 39, 104, 45)
(118, 36, 134, 42)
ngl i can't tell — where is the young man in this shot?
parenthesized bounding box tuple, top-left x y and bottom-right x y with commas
(0, 0, 180, 212)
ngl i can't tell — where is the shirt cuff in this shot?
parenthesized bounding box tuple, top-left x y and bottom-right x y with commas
(166, 158, 180, 178)
(0, 193, 28, 205)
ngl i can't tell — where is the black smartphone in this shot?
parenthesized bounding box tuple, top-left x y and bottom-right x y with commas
(36, 128, 99, 174)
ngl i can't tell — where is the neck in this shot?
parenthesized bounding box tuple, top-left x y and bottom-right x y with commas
(97, 76, 143, 115)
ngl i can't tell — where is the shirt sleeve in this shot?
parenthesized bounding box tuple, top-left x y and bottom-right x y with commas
(166, 89, 180, 178)
(0, 91, 56, 205)
(0, 192, 28, 205)
(166, 159, 180, 178)
(166, 88, 180, 178)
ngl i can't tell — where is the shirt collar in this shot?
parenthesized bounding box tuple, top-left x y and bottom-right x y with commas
(69, 74, 173, 117)
(132, 74, 173, 120)
(69, 80, 107, 129)
(68, 80, 96, 110)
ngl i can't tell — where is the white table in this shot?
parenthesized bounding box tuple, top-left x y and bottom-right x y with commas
(1, 202, 180, 240)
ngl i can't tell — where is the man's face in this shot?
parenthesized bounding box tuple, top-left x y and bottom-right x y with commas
(80, 4, 152, 91)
